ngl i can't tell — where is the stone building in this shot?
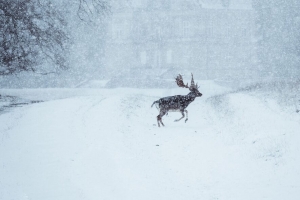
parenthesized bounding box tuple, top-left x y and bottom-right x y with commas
(104, 0, 255, 79)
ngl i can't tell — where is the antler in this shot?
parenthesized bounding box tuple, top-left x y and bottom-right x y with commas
(190, 73, 195, 88)
(189, 73, 199, 90)
(175, 74, 189, 88)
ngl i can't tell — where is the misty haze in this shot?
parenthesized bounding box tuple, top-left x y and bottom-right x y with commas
(1, 0, 300, 199)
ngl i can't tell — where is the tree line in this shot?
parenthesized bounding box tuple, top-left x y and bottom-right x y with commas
(1, 0, 299, 79)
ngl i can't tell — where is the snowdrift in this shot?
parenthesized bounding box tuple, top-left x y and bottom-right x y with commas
(0, 82, 299, 200)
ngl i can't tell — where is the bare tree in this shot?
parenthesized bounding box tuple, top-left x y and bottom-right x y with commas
(77, 0, 110, 23)
(0, 0, 69, 75)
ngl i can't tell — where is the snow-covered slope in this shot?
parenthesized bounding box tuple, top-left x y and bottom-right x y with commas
(0, 83, 299, 200)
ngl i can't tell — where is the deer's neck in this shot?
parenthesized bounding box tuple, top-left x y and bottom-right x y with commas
(186, 92, 196, 102)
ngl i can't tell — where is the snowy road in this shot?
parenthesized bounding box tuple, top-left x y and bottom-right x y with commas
(0, 84, 300, 200)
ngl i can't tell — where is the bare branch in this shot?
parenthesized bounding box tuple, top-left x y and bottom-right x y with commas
(77, 0, 110, 23)
(0, 0, 69, 75)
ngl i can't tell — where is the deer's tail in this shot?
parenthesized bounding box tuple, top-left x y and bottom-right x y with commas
(151, 100, 158, 108)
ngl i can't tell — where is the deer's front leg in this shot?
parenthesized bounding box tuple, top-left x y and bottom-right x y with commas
(185, 110, 188, 123)
(174, 110, 185, 122)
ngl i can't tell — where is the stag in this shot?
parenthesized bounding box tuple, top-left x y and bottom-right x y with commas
(151, 73, 202, 127)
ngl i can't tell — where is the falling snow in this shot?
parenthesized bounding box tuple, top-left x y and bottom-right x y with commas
(1, 0, 300, 199)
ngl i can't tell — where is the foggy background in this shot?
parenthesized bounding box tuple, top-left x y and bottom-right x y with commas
(0, 0, 299, 88)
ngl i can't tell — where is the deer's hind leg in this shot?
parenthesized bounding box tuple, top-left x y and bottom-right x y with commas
(174, 110, 185, 122)
(157, 110, 166, 127)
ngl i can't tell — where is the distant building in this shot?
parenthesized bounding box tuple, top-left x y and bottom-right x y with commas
(104, 0, 256, 79)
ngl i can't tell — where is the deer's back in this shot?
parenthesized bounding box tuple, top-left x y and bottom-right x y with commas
(158, 95, 190, 110)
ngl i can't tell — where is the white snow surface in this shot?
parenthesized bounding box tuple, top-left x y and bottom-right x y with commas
(0, 82, 300, 200)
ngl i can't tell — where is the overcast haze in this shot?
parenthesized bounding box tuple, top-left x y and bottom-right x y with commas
(2, 0, 298, 88)
(1, 1, 300, 200)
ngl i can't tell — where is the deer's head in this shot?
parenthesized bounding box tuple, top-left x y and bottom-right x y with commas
(175, 73, 202, 97)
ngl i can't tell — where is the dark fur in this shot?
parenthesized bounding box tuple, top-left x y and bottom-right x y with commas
(152, 88, 202, 127)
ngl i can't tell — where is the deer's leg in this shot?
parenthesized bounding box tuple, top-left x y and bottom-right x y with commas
(184, 110, 188, 123)
(157, 110, 166, 127)
(174, 110, 185, 122)
(157, 115, 161, 127)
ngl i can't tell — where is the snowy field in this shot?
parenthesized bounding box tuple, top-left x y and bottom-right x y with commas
(0, 81, 300, 200)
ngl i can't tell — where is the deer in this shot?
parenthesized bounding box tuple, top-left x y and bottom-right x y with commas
(151, 73, 202, 127)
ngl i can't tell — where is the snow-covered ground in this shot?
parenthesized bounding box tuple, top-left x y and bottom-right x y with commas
(0, 81, 300, 200)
